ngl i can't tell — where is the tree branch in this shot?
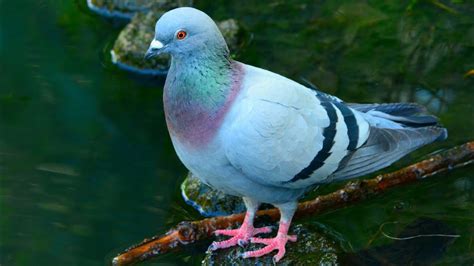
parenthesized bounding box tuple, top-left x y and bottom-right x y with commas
(112, 141, 474, 265)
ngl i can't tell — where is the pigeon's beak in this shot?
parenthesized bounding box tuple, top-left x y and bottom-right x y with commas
(144, 39, 165, 60)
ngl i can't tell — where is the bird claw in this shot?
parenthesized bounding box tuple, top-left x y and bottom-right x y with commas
(242, 233, 297, 262)
(209, 242, 218, 251)
(237, 239, 248, 247)
(210, 226, 272, 250)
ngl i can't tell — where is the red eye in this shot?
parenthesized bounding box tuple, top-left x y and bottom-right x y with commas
(176, 30, 187, 40)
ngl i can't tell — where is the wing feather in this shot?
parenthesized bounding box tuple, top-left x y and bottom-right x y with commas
(223, 64, 328, 188)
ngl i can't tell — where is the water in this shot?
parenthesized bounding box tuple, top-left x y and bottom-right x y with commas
(0, 0, 473, 265)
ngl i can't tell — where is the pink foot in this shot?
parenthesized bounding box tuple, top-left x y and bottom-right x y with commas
(210, 225, 272, 250)
(242, 233, 297, 262)
(242, 221, 297, 262)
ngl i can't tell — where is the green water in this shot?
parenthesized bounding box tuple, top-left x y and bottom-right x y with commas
(0, 0, 473, 265)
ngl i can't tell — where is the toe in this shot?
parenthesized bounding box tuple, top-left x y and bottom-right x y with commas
(245, 233, 296, 261)
(210, 237, 238, 250)
(250, 237, 272, 245)
(287, 234, 297, 242)
(242, 243, 276, 258)
(210, 241, 219, 251)
(214, 229, 238, 236)
(273, 247, 286, 262)
(253, 226, 272, 235)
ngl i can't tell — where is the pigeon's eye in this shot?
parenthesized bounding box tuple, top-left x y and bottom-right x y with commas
(176, 30, 187, 40)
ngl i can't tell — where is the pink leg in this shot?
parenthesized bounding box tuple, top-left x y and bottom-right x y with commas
(242, 202, 297, 262)
(210, 198, 272, 250)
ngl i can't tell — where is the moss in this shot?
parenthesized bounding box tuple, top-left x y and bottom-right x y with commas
(89, 0, 181, 16)
(181, 173, 245, 217)
(218, 18, 241, 52)
(111, 10, 170, 73)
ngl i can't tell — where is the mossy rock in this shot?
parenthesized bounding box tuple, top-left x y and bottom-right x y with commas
(87, 0, 189, 20)
(110, 9, 170, 74)
(203, 223, 342, 265)
(111, 10, 244, 75)
(181, 173, 245, 217)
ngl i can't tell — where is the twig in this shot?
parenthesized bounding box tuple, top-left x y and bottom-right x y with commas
(112, 141, 474, 265)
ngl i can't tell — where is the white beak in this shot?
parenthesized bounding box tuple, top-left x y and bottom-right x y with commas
(145, 39, 165, 59)
(150, 39, 164, 49)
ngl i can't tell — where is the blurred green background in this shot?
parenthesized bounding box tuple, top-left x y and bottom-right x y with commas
(0, 0, 473, 265)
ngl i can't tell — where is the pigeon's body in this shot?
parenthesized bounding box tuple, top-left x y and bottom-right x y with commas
(145, 7, 447, 262)
(166, 61, 444, 203)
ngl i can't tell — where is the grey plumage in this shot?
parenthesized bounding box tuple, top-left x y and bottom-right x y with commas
(145, 7, 448, 261)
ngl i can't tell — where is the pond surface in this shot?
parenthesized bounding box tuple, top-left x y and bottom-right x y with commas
(1, 0, 473, 265)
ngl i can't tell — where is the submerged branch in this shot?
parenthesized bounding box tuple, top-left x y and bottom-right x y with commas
(113, 141, 474, 265)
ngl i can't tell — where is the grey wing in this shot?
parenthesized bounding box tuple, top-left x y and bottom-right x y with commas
(223, 89, 372, 189)
(223, 64, 371, 189)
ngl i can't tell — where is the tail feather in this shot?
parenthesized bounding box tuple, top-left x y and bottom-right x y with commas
(330, 125, 447, 181)
(317, 100, 447, 182)
(348, 102, 427, 117)
(366, 110, 439, 128)
(350, 102, 446, 132)
(330, 102, 447, 182)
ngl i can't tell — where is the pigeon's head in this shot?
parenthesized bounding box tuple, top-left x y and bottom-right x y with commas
(145, 7, 229, 60)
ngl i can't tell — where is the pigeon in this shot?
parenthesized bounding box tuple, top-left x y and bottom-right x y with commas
(144, 7, 447, 262)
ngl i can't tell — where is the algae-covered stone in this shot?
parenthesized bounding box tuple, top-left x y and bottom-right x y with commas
(181, 173, 245, 217)
(203, 223, 342, 265)
(216, 19, 241, 52)
(111, 10, 244, 75)
(87, 0, 189, 20)
(111, 10, 169, 74)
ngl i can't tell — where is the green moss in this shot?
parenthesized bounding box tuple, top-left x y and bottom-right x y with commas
(90, 0, 177, 14)
(181, 173, 245, 217)
(111, 10, 170, 72)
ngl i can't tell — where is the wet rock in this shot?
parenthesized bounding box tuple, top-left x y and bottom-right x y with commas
(181, 173, 245, 217)
(111, 10, 244, 75)
(203, 223, 342, 265)
(86, 0, 190, 20)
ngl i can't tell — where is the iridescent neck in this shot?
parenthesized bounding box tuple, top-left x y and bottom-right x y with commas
(164, 55, 243, 149)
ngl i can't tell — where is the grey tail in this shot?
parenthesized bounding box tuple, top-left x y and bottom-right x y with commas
(349, 102, 446, 131)
(347, 102, 426, 116)
(330, 102, 447, 181)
